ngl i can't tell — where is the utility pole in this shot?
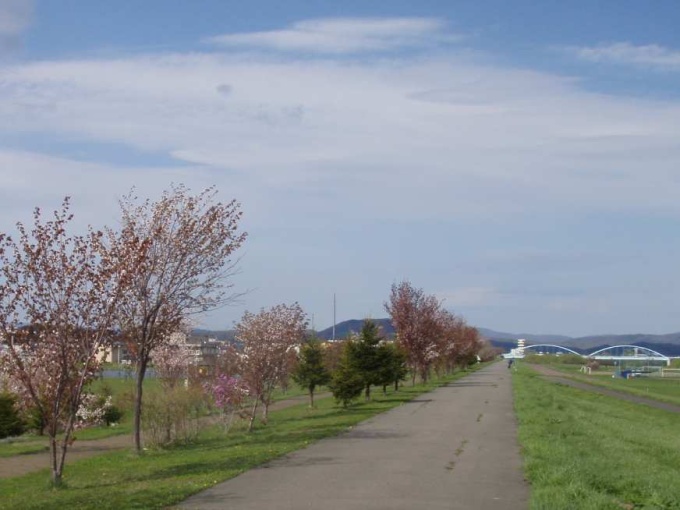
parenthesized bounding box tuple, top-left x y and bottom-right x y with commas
(332, 293, 336, 341)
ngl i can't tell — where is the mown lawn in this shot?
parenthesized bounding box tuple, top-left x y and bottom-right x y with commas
(535, 363, 680, 407)
(514, 365, 680, 509)
(0, 366, 484, 509)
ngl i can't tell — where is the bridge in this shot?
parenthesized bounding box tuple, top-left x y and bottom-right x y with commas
(504, 343, 672, 365)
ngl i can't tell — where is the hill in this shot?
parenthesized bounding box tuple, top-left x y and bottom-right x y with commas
(316, 318, 395, 340)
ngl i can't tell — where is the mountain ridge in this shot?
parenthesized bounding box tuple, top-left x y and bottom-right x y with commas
(191, 319, 680, 355)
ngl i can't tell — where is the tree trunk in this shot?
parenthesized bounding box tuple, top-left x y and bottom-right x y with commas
(133, 357, 148, 453)
(394, 379, 399, 391)
(365, 385, 371, 401)
(56, 438, 68, 486)
(382, 384, 387, 395)
(49, 436, 61, 486)
(261, 401, 269, 424)
(309, 387, 315, 408)
(247, 399, 259, 432)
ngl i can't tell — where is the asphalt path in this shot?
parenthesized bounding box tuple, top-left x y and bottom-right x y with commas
(180, 363, 529, 510)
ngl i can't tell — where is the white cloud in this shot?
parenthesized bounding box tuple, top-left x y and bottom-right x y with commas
(570, 42, 680, 70)
(207, 17, 455, 54)
(1, 48, 680, 226)
(3, 19, 680, 333)
(0, 0, 33, 53)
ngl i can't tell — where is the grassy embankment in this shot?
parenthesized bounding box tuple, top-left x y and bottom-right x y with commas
(528, 359, 680, 407)
(0, 365, 485, 509)
(514, 364, 680, 509)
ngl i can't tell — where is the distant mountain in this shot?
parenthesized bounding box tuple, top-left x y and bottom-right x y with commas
(477, 328, 572, 344)
(192, 321, 680, 356)
(316, 318, 395, 340)
(479, 328, 680, 356)
(562, 333, 680, 350)
(191, 329, 236, 342)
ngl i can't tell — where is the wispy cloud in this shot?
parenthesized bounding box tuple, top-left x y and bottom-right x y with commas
(570, 42, 680, 70)
(207, 17, 456, 54)
(0, 0, 33, 54)
(1, 46, 680, 226)
(4, 18, 680, 333)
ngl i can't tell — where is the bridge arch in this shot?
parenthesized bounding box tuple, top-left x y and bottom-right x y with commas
(588, 345, 669, 360)
(523, 344, 583, 357)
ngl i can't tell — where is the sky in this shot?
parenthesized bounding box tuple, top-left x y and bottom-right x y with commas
(1, 1, 680, 337)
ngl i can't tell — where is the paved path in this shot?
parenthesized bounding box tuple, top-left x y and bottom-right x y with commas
(180, 363, 529, 510)
(0, 392, 328, 479)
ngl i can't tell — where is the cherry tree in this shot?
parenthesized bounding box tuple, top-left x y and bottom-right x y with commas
(153, 331, 193, 391)
(385, 281, 443, 383)
(237, 303, 307, 431)
(455, 324, 483, 368)
(0, 198, 144, 485)
(434, 309, 465, 375)
(115, 184, 246, 453)
(207, 374, 249, 432)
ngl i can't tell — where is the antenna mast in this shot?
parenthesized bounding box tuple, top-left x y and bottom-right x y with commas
(332, 293, 336, 341)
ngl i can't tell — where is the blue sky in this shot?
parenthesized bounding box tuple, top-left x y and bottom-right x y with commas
(1, 0, 680, 336)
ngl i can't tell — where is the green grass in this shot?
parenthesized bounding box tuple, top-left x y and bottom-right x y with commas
(0, 425, 130, 458)
(0, 436, 48, 458)
(0, 379, 324, 458)
(0, 365, 485, 509)
(514, 365, 680, 509)
(532, 363, 680, 407)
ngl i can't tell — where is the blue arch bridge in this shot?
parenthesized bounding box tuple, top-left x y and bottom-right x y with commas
(503, 343, 672, 366)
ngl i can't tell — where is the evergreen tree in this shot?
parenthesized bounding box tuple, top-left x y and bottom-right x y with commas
(375, 343, 408, 394)
(329, 342, 364, 408)
(292, 338, 331, 408)
(350, 320, 384, 401)
(0, 393, 24, 439)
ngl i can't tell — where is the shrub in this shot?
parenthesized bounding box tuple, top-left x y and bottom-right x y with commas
(24, 405, 46, 435)
(142, 386, 205, 448)
(103, 405, 123, 426)
(0, 393, 25, 439)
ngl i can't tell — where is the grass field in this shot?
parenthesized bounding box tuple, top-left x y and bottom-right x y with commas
(514, 365, 680, 509)
(535, 363, 680, 407)
(0, 375, 325, 459)
(0, 366, 483, 509)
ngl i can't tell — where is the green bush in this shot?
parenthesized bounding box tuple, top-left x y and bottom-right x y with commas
(0, 393, 25, 439)
(103, 404, 123, 425)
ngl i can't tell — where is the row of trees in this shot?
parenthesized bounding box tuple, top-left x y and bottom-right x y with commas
(0, 184, 490, 485)
(0, 185, 247, 485)
(386, 281, 486, 384)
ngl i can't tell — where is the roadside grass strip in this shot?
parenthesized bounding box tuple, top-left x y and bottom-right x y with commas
(0, 365, 483, 509)
(514, 366, 680, 510)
